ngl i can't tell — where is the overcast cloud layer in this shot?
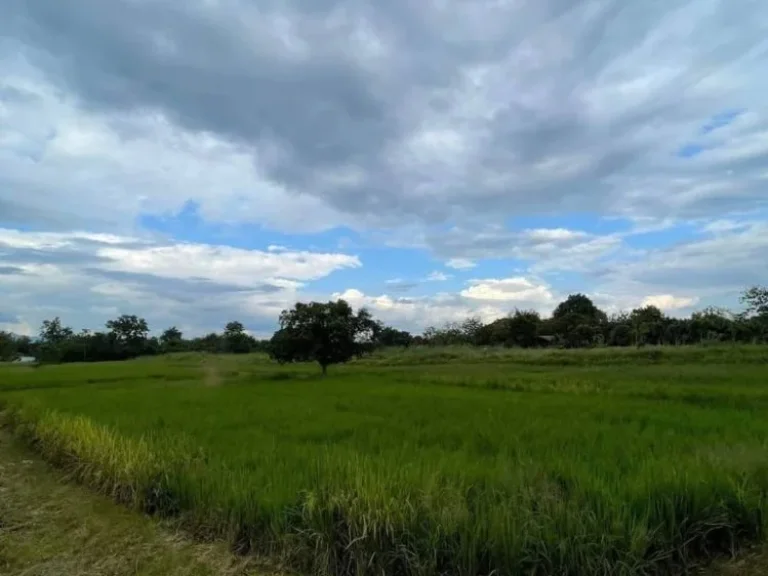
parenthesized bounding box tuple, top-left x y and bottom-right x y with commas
(1, 0, 767, 336)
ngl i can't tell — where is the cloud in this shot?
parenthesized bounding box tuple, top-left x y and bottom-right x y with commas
(460, 277, 555, 305)
(97, 244, 360, 286)
(392, 225, 622, 272)
(0, 228, 359, 335)
(333, 288, 508, 332)
(425, 271, 450, 282)
(335, 275, 556, 331)
(0, 60, 350, 233)
(0, 318, 33, 337)
(2, 1, 767, 332)
(0, 312, 19, 324)
(383, 278, 419, 293)
(594, 221, 768, 296)
(445, 258, 476, 270)
(4, 0, 767, 233)
(642, 294, 699, 311)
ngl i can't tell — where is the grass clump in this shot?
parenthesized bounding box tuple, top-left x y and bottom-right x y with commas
(3, 346, 768, 575)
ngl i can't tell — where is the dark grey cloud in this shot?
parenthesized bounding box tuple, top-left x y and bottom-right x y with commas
(390, 225, 621, 272)
(5, 0, 767, 229)
(384, 280, 419, 293)
(0, 312, 19, 323)
(82, 268, 286, 304)
(0, 266, 25, 275)
(9, 0, 396, 196)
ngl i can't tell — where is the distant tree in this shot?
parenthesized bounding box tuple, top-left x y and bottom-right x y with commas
(564, 323, 597, 348)
(629, 305, 665, 346)
(476, 318, 511, 346)
(160, 326, 184, 351)
(376, 325, 413, 348)
(690, 307, 737, 344)
(38, 317, 74, 363)
(269, 300, 378, 375)
(551, 294, 606, 348)
(608, 323, 633, 347)
(423, 322, 467, 346)
(460, 317, 484, 345)
(15, 335, 33, 356)
(741, 286, 768, 317)
(0, 331, 19, 361)
(198, 332, 223, 353)
(552, 294, 606, 323)
(422, 326, 440, 345)
(223, 321, 251, 354)
(40, 317, 74, 345)
(106, 315, 149, 344)
(507, 309, 541, 348)
(106, 314, 150, 358)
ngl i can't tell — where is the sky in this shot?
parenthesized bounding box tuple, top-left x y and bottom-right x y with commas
(1, 0, 767, 338)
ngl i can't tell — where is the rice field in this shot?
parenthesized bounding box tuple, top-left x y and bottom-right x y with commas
(2, 345, 768, 576)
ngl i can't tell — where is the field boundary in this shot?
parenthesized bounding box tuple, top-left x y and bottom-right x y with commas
(0, 427, 272, 576)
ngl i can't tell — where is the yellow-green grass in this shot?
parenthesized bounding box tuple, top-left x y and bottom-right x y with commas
(2, 347, 768, 575)
(0, 429, 266, 576)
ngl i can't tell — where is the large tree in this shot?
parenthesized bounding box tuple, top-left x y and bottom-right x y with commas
(269, 300, 377, 375)
(552, 294, 606, 323)
(551, 294, 606, 347)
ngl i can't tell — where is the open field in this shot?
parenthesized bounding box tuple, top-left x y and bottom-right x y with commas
(2, 345, 768, 575)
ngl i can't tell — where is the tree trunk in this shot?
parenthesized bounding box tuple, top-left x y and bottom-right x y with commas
(321, 363, 327, 377)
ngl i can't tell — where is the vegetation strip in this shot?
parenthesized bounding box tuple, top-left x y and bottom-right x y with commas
(0, 429, 265, 576)
(2, 288, 767, 369)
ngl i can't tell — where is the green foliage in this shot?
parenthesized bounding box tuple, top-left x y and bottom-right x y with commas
(269, 300, 377, 374)
(375, 325, 413, 348)
(609, 323, 633, 347)
(742, 286, 768, 316)
(0, 330, 20, 361)
(223, 321, 251, 354)
(3, 348, 768, 575)
(160, 326, 184, 352)
(13, 286, 768, 369)
(552, 293, 607, 323)
(477, 310, 542, 348)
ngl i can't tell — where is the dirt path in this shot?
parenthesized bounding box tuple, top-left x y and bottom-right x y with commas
(0, 431, 264, 576)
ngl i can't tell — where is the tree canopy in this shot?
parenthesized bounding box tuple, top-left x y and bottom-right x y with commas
(269, 300, 377, 374)
(742, 286, 768, 317)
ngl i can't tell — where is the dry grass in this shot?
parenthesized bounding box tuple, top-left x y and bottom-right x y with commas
(0, 430, 270, 576)
(203, 362, 223, 387)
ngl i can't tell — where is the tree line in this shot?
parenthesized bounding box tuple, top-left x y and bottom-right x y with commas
(0, 316, 270, 364)
(2, 286, 767, 369)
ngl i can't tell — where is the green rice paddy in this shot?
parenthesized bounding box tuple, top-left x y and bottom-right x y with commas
(2, 345, 768, 575)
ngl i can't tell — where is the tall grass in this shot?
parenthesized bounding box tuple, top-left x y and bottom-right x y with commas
(2, 347, 768, 575)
